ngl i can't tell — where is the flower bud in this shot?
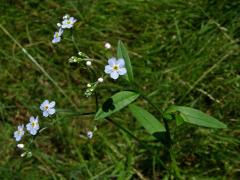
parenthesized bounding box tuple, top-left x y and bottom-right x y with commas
(104, 42, 111, 49)
(87, 131, 93, 139)
(86, 61, 92, 66)
(87, 83, 91, 88)
(20, 152, 26, 157)
(17, 144, 24, 149)
(98, 77, 104, 83)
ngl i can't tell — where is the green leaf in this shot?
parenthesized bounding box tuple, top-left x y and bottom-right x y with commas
(165, 106, 227, 129)
(117, 40, 134, 83)
(176, 114, 184, 126)
(95, 91, 140, 120)
(129, 104, 166, 134)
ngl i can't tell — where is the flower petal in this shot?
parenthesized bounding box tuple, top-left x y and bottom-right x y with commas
(35, 124, 40, 131)
(48, 108, 56, 115)
(18, 125, 24, 131)
(104, 65, 113, 74)
(69, 17, 77, 23)
(49, 101, 55, 108)
(52, 37, 61, 43)
(26, 123, 31, 131)
(40, 104, 44, 111)
(31, 129, 37, 135)
(43, 100, 49, 106)
(118, 68, 127, 75)
(117, 58, 125, 68)
(108, 57, 116, 66)
(43, 111, 49, 117)
(14, 131, 21, 141)
(29, 116, 35, 122)
(110, 71, 119, 80)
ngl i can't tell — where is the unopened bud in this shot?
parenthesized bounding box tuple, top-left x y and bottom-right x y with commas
(86, 61, 92, 66)
(98, 77, 104, 83)
(17, 144, 24, 149)
(104, 42, 111, 49)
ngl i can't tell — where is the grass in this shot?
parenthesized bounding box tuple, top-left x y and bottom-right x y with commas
(0, 0, 240, 179)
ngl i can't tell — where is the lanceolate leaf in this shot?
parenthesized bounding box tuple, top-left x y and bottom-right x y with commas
(129, 104, 166, 134)
(117, 40, 134, 83)
(95, 91, 140, 120)
(165, 106, 227, 129)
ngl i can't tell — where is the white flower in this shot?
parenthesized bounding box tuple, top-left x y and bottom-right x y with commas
(87, 131, 93, 139)
(61, 17, 77, 29)
(52, 28, 63, 43)
(86, 61, 92, 66)
(26, 116, 40, 135)
(98, 77, 104, 83)
(104, 57, 127, 80)
(17, 144, 24, 149)
(14, 125, 25, 142)
(40, 100, 56, 117)
(104, 42, 111, 49)
(57, 23, 61, 27)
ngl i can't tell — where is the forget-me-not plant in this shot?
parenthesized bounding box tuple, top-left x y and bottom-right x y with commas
(26, 116, 40, 135)
(14, 125, 25, 142)
(104, 57, 127, 80)
(40, 100, 56, 117)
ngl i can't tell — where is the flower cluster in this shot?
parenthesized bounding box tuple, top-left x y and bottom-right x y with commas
(52, 14, 77, 43)
(68, 42, 127, 97)
(84, 56, 127, 96)
(68, 52, 90, 64)
(13, 100, 56, 157)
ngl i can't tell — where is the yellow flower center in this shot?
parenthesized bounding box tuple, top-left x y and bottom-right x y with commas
(31, 122, 36, 127)
(44, 106, 49, 110)
(113, 65, 119, 71)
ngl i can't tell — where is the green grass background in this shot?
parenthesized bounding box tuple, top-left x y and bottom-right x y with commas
(0, 0, 240, 179)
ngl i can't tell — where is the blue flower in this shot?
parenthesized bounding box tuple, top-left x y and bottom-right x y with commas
(104, 57, 127, 80)
(40, 100, 56, 117)
(26, 116, 40, 135)
(14, 125, 25, 142)
(52, 28, 63, 43)
(61, 16, 77, 29)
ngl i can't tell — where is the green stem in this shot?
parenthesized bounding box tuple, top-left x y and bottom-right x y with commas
(169, 148, 182, 179)
(134, 85, 181, 178)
